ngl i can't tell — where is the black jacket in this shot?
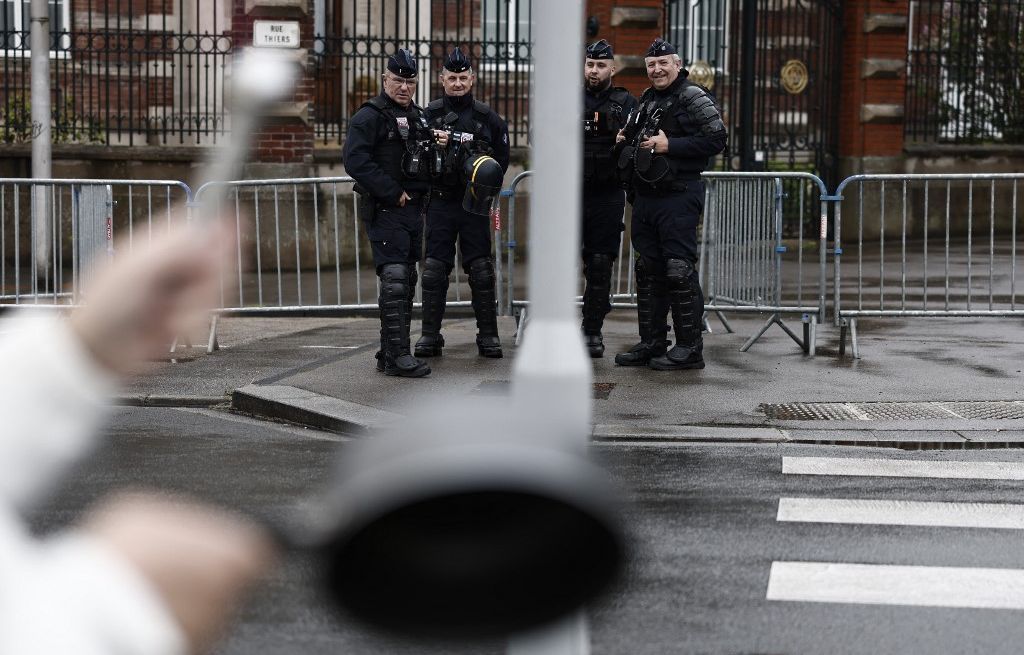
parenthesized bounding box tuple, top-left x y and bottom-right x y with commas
(342, 92, 432, 205)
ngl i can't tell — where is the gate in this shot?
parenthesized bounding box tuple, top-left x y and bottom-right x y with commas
(665, 0, 843, 229)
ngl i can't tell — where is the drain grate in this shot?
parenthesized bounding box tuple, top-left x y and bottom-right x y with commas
(762, 401, 1024, 421)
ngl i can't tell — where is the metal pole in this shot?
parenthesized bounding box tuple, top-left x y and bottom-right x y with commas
(510, 0, 590, 448)
(509, 0, 591, 653)
(739, 0, 757, 171)
(30, 0, 52, 279)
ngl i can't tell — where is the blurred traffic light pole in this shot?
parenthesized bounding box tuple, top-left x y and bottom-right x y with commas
(509, 0, 591, 653)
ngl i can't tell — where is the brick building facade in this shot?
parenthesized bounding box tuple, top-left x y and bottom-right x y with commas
(0, 0, 1020, 181)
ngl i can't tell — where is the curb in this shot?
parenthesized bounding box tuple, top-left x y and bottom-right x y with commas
(114, 394, 229, 408)
(232, 384, 400, 435)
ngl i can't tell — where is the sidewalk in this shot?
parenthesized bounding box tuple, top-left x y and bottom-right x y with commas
(120, 309, 1024, 445)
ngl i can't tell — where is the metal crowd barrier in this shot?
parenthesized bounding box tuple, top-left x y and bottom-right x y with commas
(701, 171, 828, 354)
(0, 178, 191, 306)
(503, 171, 828, 354)
(8, 172, 1024, 362)
(832, 173, 1024, 358)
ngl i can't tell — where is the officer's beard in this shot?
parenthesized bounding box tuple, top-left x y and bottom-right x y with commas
(586, 77, 611, 93)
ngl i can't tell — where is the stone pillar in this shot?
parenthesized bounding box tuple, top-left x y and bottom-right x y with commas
(838, 0, 909, 178)
(585, 0, 663, 96)
(233, 0, 315, 179)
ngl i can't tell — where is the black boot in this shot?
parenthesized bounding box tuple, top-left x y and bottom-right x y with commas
(615, 257, 670, 366)
(650, 258, 705, 371)
(582, 252, 615, 358)
(468, 257, 503, 358)
(414, 257, 449, 357)
(378, 263, 430, 378)
(378, 264, 425, 370)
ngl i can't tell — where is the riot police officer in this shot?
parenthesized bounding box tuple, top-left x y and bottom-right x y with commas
(614, 38, 727, 371)
(414, 47, 511, 360)
(343, 49, 448, 378)
(581, 39, 638, 358)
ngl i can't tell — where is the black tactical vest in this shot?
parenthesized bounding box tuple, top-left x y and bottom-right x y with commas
(361, 95, 432, 189)
(583, 87, 632, 186)
(426, 97, 494, 190)
(633, 79, 725, 193)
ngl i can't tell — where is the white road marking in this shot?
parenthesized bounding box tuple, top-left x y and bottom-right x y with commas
(300, 345, 361, 349)
(782, 456, 1024, 481)
(778, 497, 1024, 530)
(767, 561, 1024, 610)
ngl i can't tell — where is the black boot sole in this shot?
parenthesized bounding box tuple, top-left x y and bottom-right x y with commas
(614, 356, 650, 366)
(588, 348, 605, 359)
(478, 347, 504, 358)
(648, 358, 705, 371)
(414, 345, 443, 358)
(384, 364, 431, 378)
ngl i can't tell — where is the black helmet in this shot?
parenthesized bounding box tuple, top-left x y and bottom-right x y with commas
(462, 155, 504, 216)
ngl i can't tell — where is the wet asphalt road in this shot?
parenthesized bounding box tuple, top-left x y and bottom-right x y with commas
(29, 407, 1024, 654)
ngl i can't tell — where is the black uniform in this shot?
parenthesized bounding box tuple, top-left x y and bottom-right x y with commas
(614, 74, 727, 370)
(581, 83, 638, 356)
(415, 93, 510, 359)
(343, 90, 434, 377)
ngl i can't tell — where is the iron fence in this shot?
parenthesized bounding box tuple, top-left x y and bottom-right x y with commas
(906, 0, 1024, 145)
(313, 0, 532, 147)
(1, 0, 232, 147)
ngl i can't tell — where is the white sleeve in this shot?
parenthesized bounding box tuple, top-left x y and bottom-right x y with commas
(0, 314, 117, 513)
(0, 316, 187, 655)
(0, 516, 187, 655)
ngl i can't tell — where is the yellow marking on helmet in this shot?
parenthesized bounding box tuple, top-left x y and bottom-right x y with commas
(471, 155, 492, 183)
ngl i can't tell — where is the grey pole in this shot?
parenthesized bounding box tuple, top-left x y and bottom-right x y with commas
(508, 0, 591, 653)
(30, 0, 52, 279)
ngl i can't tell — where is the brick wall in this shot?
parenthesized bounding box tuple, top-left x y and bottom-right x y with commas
(233, 0, 315, 164)
(838, 0, 910, 160)
(586, 0, 664, 96)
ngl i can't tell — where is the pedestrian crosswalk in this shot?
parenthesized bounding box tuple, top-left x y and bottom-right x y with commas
(767, 455, 1024, 611)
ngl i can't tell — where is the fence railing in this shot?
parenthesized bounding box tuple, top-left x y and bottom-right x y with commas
(906, 0, 1024, 145)
(832, 173, 1024, 358)
(4, 171, 1024, 361)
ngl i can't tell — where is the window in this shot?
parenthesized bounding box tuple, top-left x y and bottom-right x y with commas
(667, 0, 729, 71)
(1, 0, 71, 54)
(482, 0, 530, 44)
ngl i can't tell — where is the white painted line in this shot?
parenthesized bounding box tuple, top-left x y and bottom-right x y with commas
(783, 456, 1024, 481)
(767, 562, 1024, 610)
(778, 497, 1024, 530)
(300, 345, 361, 349)
(841, 403, 872, 420)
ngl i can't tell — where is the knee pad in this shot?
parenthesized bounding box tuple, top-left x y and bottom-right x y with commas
(585, 253, 615, 286)
(379, 263, 409, 298)
(467, 257, 495, 289)
(421, 257, 451, 291)
(665, 258, 696, 290)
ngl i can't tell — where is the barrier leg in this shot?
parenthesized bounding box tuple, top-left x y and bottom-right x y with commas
(515, 306, 529, 346)
(701, 311, 712, 334)
(713, 310, 734, 334)
(850, 318, 860, 359)
(774, 316, 805, 350)
(838, 319, 848, 358)
(207, 314, 220, 354)
(801, 314, 817, 357)
(739, 313, 777, 352)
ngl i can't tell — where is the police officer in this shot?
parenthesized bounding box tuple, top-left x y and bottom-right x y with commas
(414, 47, 510, 360)
(581, 39, 638, 358)
(613, 38, 727, 370)
(343, 49, 448, 378)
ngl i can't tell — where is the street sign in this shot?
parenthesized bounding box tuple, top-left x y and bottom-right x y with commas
(253, 21, 300, 49)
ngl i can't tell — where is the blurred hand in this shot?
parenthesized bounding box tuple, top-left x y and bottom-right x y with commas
(83, 493, 278, 654)
(69, 218, 235, 376)
(615, 129, 626, 144)
(640, 130, 670, 154)
(397, 191, 411, 207)
(433, 129, 449, 147)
